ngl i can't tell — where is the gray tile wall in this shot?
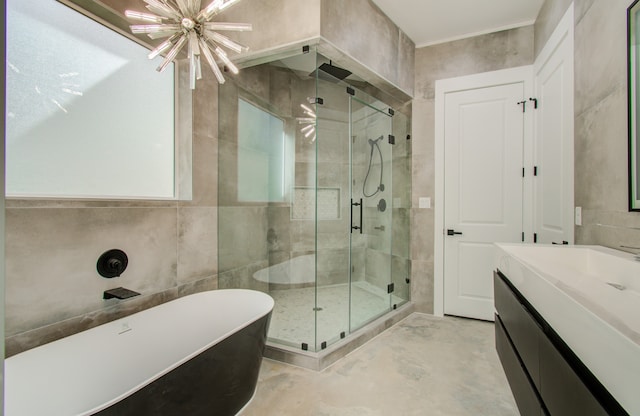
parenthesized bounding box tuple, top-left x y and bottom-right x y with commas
(321, 0, 415, 96)
(539, 0, 640, 249)
(411, 26, 535, 313)
(220, 0, 415, 100)
(573, 0, 640, 248)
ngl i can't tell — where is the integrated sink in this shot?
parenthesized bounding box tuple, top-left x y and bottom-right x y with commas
(496, 244, 640, 294)
(495, 243, 640, 415)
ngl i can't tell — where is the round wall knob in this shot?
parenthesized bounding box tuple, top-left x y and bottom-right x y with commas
(97, 249, 128, 278)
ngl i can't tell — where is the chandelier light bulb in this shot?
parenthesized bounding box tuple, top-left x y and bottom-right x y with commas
(125, 0, 251, 89)
(298, 101, 317, 143)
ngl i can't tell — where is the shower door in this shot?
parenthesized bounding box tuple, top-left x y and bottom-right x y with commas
(349, 94, 394, 331)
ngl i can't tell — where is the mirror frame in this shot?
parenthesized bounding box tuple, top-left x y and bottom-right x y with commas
(628, 0, 640, 211)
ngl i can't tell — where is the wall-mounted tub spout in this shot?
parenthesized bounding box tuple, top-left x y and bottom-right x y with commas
(104, 287, 140, 300)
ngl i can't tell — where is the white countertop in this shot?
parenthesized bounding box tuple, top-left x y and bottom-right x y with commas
(495, 243, 640, 415)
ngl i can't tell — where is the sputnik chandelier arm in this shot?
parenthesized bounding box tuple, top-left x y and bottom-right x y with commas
(125, 0, 252, 89)
(298, 100, 317, 143)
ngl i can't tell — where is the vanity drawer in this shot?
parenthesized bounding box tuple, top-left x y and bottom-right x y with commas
(494, 271, 541, 388)
(539, 329, 608, 416)
(495, 314, 543, 416)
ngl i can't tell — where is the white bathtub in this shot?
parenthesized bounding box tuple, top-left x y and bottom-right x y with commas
(5, 289, 274, 416)
(253, 254, 315, 286)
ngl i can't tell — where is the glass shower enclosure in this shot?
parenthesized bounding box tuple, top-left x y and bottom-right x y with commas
(218, 45, 411, 353)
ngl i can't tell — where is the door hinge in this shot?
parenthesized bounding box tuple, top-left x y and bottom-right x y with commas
(517, 100, 527, 112)
(388, 134, 395, 145)
(522, 167, 525, 178)
(522, 232, 525, 242)
(533, 233, 538, 243)
(387, 283, 395, 294)
(534, 166, 538, 176)
(388, 108, 395, 116)
(529, 97, 538, 109)
(346, 86, 355, 96)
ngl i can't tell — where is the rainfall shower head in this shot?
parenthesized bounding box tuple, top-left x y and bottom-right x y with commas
(310, 62, 352, 82)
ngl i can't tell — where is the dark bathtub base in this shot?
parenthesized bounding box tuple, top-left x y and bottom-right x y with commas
(96, 313, 271, 416)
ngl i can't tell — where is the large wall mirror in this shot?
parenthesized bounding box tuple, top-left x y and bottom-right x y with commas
(5, 0, 192, 200)
(629, 0, 640, 211)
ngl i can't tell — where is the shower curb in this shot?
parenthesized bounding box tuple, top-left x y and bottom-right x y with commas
(263, 302, 415, 371)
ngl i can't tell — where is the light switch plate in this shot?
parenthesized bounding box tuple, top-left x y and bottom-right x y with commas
(575, 206, 582, 226)
(419, 197, 431, 209)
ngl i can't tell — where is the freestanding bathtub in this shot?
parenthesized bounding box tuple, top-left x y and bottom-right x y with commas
(5, 289, 274, 416)
(253, 254, 315, 288)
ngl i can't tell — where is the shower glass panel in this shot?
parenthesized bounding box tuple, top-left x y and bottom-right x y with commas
(349, 95, 393, 331)
(314, 69, 350, 350)
(391, 110, 411, 308)
(218, 45, 410, 353)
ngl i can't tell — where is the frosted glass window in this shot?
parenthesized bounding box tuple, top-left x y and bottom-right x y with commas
(237, 99, 287, 202)
(6, 0, 176, 199)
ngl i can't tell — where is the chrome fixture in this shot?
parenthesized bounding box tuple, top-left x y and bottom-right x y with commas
(125, 0, 252, 89)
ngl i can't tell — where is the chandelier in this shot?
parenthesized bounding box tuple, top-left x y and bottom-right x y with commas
(125, 0, 252, 89)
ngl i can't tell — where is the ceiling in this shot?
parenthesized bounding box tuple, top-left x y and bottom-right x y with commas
(371, 0, 545, 48)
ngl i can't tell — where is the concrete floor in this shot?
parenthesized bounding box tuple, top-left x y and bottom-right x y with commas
(241, 313, 518, 416)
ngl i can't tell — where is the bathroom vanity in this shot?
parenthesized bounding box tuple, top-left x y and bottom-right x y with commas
(494, 244, 640, 415)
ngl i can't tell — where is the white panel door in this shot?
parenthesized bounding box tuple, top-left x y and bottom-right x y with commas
(444, 83, 524, 321)
(533, 9, 574, 245)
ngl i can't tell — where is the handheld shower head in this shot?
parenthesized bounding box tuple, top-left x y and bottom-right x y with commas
(368, 136, 383, 146)
(363, 136, 385, 198)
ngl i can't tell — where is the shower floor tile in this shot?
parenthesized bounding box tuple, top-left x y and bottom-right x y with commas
(268, 281, 404, 349)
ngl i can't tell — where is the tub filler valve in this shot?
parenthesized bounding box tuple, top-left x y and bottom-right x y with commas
(97, 249, 128, 278)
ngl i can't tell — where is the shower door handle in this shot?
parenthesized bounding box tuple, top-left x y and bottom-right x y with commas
(351, 198, 363, 234)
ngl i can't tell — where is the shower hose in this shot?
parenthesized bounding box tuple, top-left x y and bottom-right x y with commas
(363, 136, 384, 198)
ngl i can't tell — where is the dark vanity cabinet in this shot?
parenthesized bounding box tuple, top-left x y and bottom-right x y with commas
(494, 270, 626, 416)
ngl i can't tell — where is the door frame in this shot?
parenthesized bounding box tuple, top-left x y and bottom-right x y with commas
(433, 66, 534, 317)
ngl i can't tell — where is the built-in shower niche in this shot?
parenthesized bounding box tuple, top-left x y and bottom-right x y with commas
(218, 45, 412, 363)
